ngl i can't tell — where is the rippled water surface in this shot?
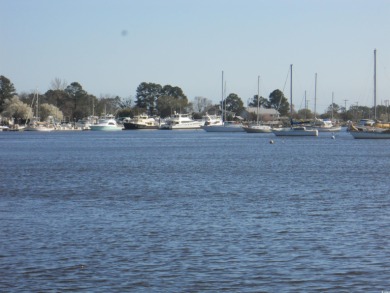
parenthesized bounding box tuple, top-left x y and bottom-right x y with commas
(1, 130, 390, 292)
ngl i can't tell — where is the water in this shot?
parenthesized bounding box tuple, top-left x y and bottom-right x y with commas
(0, 130, 389, 292)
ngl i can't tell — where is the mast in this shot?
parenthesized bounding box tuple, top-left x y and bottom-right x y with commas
(374, 49, 377, 120)
(304, 90, 307, 120)
(257, 75, 260, 123)
(332, 92, 334, 121)
(290, 64, 293, 123)
(221, 71, 224, 121)
(314, 73, 317, 119)
(36, 89, 39, 121)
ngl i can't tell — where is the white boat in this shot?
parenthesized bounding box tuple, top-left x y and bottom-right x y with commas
(243, 75, 272, 133)
(123, 114, 160, 130)
(272, 64, 318, 137)
(75, 116, 97, 130)
(90, 115, 123, 131)
(24, 90, 54, 132)
(159, 113, 204, 130)
(349, 50, 390, 139)
(350, 128, 390, 139)
(272, 126, 318, 136)
(202, 114, 223, 126)
(25, 120, 54, 132)
(201, 71, 244, 132)
(243, 124, 272, 133)
(311, 119, 341, 132)
(202, 121, 244, 132)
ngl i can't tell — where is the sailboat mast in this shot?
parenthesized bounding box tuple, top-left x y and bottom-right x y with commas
(304, 90, 307, 120)
(332, 92, 334, 121)
(257, 75, 260, 123)
(290, 64, 293, 120)
(221, 71, 224, 121)
(374, 49, 377, 120)
(36, 90, 39, 121)
(314, 73, 317, 119)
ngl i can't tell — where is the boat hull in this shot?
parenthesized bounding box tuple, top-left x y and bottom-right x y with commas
(350, 130, 390, 139)
(90, 126, 123, 131)
(315, 126, 342, 132)
(160, 123, 204, 130)
(123, 123, 159, 130)
(242, 126, 272, 133)
(202, 125, 244, 132)
(272, 128, 318, 136)
(24, 126, 54, 132)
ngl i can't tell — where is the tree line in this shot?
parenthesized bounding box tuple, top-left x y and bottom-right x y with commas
(2, 74, 386, 125)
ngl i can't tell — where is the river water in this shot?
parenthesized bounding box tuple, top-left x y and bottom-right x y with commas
(0, 129, 389, 292)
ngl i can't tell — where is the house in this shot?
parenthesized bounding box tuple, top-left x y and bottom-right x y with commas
(241, 107, 280, 125)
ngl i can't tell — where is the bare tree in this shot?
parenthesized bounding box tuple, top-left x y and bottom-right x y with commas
(50, 78, 68, 91)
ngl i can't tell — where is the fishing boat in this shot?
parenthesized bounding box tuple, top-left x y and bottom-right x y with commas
(349, 49, 390, 139)
(159, 113, 204, 130)
(90, 115, 123, 131)
(272, 65, 318, 137)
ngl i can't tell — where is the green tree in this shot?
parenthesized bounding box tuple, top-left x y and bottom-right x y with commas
(161, 85, 188, 113)
(268, 89, 289, 116)
(223, 93, 244, 114)
(157, 95, 176, 117)
(135, 82, 162, 114)
(249, 95, 268, 108)
(64, 82, 90, 120)
(296, 108, 313, 120)
(0, 75, 17, 112)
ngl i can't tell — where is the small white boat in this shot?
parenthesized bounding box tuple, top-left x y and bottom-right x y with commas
(244, 76, 272, 134)
(272, 65, 318, 137)
(242, 124, 272, 133)
(90, 115, 123, 131)
(311, 119, 341, 132)
(24, 118, 54, 132)
(202, 121, 244, 132)
(160, 113, 204, 130)
(272, 126, 318, 136)
(202, 114, 223, 126)
(75, 116, 97, 130)
(349, 50, 390, 139)
(24, 90, 54, 132)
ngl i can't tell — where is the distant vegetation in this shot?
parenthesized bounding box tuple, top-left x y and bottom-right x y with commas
(1, 75, 389, 124)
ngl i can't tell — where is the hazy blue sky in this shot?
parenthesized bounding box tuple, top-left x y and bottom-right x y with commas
(2, 0, 390, 113)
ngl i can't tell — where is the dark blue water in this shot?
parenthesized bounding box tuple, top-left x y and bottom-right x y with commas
(1, 130, 389, 292)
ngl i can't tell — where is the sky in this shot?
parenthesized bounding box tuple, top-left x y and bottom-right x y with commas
(2, 0, 390, 114)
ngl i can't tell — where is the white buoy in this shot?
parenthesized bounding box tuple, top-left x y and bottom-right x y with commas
(269, 140, 274, 144)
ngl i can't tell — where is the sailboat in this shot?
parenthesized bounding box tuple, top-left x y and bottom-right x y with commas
(24, 90, 54, 132)
(272, 65, 318, 137)
(309, 74, 341, 132)
(201, 71, 244, 132)
(349, 49, 390, 139)
(243, 76, 272, 133)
